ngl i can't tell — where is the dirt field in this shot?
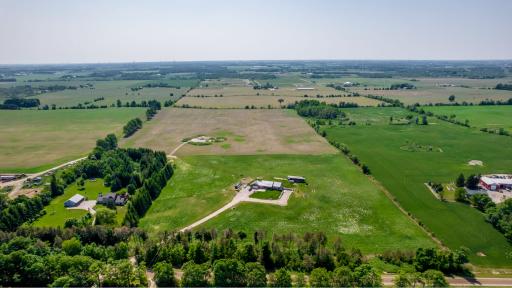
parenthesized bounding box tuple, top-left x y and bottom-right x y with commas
(177, 95, 382, 108)
(123, 108, 337, 155)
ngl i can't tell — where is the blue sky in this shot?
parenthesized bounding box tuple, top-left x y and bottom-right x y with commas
(1, 0, 511, 63)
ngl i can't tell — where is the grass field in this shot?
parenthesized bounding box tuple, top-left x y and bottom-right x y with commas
(139, 154, 435, 253)
(0, 108, 145, 173)
(423, 105, 512, 133)
(123, 108, 336, 155)
(28, 80, 188, 107)
(352, 86, 512, 105)
(323, 107, 512, 267)
(33, 179, 106, 227)
(250, 190, 282, 200)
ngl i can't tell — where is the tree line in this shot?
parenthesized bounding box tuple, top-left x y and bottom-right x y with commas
(0, 98, 40, 109)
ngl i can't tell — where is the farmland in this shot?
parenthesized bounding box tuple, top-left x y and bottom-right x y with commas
(178, 85, 383, 108)
(29, 80, 190, 107)
(139, 154, 435, 253)
(322, 107, 512, 267)
(423, 105, 512, 133)
(0, 108, 145, 173)
(123, 108, 337, 155)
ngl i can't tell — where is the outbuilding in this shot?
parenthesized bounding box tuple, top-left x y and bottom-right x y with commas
(64, 194, 85, 208)
(288, 176, 306, 183)
(480, 175, 512, 191)
(251, 180, 283, 191)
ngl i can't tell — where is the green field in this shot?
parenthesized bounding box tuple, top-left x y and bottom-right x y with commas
(33, 179, 105, 227)
(323, 107, 512, 267)
(26, 80, 189, 107)
(423, 105, 512, 133)
(250, 190, 282, 200)
(0, 108, 145, 173)
(139, 154, 434, 253)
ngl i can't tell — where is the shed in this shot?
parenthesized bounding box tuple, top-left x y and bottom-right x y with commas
(64, 194, 85, 207)
(288, 176, 306, 183)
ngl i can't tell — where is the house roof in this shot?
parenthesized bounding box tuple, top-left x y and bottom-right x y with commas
(68, 194, 84, 203)
(253, 180, 282, 188)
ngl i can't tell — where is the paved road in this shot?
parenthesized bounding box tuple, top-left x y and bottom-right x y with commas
(382, 274, 512, 286)
(2, 157, 87, 199)
(180, 186, 292, 232)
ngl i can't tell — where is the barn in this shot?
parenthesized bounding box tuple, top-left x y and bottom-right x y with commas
(480, 175, 512, 191)
(64, 194, 85, 207)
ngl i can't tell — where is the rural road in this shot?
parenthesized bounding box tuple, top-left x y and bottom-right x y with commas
(180, 186, 292, 232)
(2, 157, 87, 199)
(381, 274, 512, 287)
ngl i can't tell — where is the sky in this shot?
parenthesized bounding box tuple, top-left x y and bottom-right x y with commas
(1, 0, 511, 64)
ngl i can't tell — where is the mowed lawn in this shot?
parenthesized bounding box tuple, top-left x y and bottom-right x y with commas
(324, 107, 512, 267)
(139, 154, 434, 253)
(123, 108, 336, 156)
(0, 108, 145, 173)
(33, 179, 108, 227)
(423, 105, 512, 133)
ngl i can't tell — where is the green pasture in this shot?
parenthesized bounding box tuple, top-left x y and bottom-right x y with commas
(423, 105, 512, 133)
(323, 107, 512, 267)
(139, 154, 434, 253)
(0, 108, 145, 173)
(28, 80, 188, 107)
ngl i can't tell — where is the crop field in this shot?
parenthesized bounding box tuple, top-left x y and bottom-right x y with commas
(139, 154, 434, 252)
(323, 107, 512, 267)
(28, 80, 188, 107)
(351, 86, 512, 105)
(0, 108, 145, 173)
(177, 94, 382, 108)
(187, 85, 342, 97)
(123, 108, 336, 155)
(423, 105, 512, 133)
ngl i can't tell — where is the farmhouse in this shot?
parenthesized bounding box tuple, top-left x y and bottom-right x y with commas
(480, 174, 512, 191)
(97, 192, 128, 206)
(64, 194, 84, 208)
(251, 180, 283, 191)
(288, 175, 306, 183)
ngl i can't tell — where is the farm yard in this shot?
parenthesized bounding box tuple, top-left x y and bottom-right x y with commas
(323, 107, 512, 267)
(123, 108, 337, 155)
(139, 154, 435, 253)
(0, 108, 145, 173)
(32, 179, 108, 227)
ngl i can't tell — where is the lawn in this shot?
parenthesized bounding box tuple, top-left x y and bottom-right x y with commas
(33, 179, 107, 227)
(0, 108, 145, 173)
(423, 105, 512, 133)
(123, 108, 336, 156)
(139, 154, 434, 253)
(323, 107, 512, 267)
(250, 190, 282, 200)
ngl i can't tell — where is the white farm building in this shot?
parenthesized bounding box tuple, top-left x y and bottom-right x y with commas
(64, 194, 84, 208)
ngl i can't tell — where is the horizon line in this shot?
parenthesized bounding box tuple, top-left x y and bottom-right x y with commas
(2, 58, 512, 66)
